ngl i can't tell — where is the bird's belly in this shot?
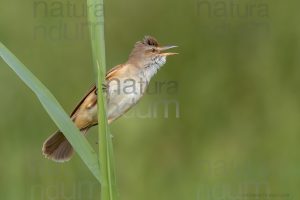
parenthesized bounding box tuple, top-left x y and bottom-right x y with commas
(107, 92, 142, 122)
(106, 76, 147, 122)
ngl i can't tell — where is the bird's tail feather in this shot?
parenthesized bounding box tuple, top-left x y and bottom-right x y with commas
(42, 129, 88, 162)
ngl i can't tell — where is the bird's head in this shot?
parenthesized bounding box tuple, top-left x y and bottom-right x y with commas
(127, 36, 177, 69)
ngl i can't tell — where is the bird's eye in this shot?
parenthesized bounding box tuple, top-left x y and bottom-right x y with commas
(151, 48, 156, 53)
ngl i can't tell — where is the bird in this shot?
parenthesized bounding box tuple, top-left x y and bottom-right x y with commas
(42, 35, 177, 162)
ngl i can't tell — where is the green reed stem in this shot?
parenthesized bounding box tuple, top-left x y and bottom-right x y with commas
(86, 0, 117, 199)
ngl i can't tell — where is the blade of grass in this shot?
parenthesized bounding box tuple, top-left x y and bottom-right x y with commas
(0, 42, 102, 183)
(86, 0, 117, 199)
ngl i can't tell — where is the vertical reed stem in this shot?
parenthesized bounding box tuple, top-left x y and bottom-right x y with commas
(86, 0, 117, 199)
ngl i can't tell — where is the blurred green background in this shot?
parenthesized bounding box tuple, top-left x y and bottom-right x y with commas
(0, 0, 299, 199)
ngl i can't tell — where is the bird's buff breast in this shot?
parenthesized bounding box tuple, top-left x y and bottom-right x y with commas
(105, 57, 166, 122)
(105, 76, 148, 122)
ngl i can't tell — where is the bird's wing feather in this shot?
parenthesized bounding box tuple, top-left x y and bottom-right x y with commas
(106, 64, 123, 81)
(70, 85, 96, 117)
(69, 64, 123, 118)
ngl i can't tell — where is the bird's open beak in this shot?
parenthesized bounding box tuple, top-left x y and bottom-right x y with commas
(158, 45, 178, 56)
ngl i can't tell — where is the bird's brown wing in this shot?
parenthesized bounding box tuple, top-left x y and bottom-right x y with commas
(105, 64, 123, 81)
(70, 85, 96, 117)
(69, 64, 124, 118)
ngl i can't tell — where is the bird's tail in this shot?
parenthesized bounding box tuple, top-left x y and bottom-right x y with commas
(42, 129, 88, 162)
